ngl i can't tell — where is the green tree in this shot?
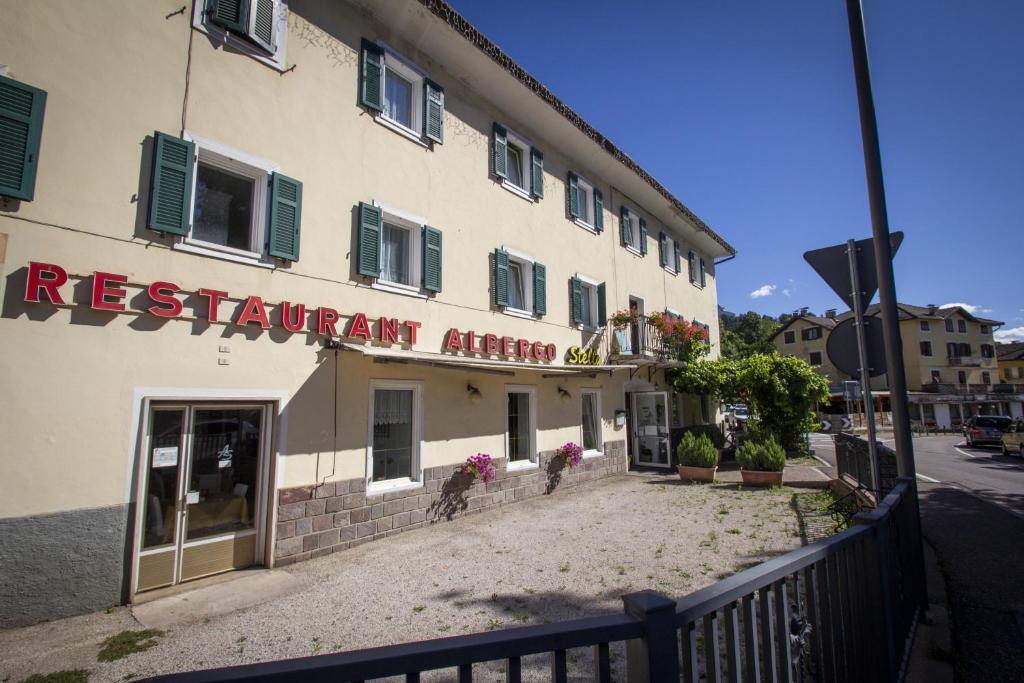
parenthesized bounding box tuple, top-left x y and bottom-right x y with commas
(718, 307, 781, 359)
(671, 353, 829, 453)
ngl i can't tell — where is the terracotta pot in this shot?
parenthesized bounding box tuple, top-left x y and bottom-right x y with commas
(740, 469, 784, 487)
(677, 464, 717, 483)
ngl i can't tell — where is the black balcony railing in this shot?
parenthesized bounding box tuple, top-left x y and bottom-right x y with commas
(607, 315, 699, 362)
(919, 383, 1024, 396)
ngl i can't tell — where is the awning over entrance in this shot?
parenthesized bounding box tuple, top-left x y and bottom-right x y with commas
(331, 342, 635, 377)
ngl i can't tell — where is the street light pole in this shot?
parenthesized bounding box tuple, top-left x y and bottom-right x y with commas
(843, 0, 916, 482)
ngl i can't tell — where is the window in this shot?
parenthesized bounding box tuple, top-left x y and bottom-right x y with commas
(802, 327, 822, 341)
(492, 124, 542, 200)
(360, 41, 444, 146)
(957, 371, 966, 385)
(958, 319, 967, 334)
(357, 202, 442, 295)
(659, 232, 677, 273)
(581, 390, 602, 454)
(568, 173, 602, 231)
(699, 258, 707, 287)
(506, 386, 537, 468)
(980, 324, 990, 335)
(982, 371, 991, 385)
(981, 344, 994, 358)
(931, 370, 942, 383)
(620, 206, 646, 254)
(380, 48, 424, 136)
(784, 330, 796, 344)
(945, 318, 955, 333)
(1006, 368, 1014, 380)
(494, 247, 545, 317)
(570, 275, 604, 328)
(809, 351, 823, 366)
(368, 381, 422, 490)
(688, 250, 698, 284)
(0, 75, 46, 201)
(920, 321, 930, 332)
(920, 341, 933, 357)
(193, 0, 288, 71)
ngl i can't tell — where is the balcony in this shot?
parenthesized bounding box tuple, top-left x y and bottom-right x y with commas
(946, 355, 987, 367)
(606, 315, 697, 366)
(918, 383, 1024, 397)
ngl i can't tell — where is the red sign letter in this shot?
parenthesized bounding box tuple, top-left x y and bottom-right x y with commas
(317, 307, 340, 336)
(24, 262, 68, 304)
(236, 295, 270, 329)
(91, 272, 128, 312)
(379, 317, 400, 344)
(198, 288, 228, 322)
(502, 336, 514, 356)
(444, 328, 464, 351)
(517, 339, 530, 358)
(347, 312, 372, 340)
(147, 281, 182, 318)
(532, 341, 545, 360)
(281, 302, 306, 332)
(403, 320, 421, 345)
(467, 331, 482, 353)
(484, 333, 499, 355)
(545, 344, 557, 362)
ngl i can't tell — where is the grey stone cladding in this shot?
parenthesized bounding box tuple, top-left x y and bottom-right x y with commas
(274, 440, 627, 565)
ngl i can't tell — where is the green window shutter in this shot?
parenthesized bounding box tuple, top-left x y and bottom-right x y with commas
(597, 282, 607, 327)
(533, 262, 547, 315)
(0, 75, 47, 201)
(357, 202, 382, 277)
(688, 250, 696, 283)
(248, 0, 276, 53)
(422, 225, 443, 292)
(620, 207, 632, 246)
(207, 0, 249, 33)
(360, 39, 385, 111)
(593, 189, 604, 231)
(492, 123, 508, 179)
(147, 132, 195, 236)
(530, 148, 544, 198)
(423, 79, 444, 144)
(570, 276, 583, 325)
(639, 218, 648, 255)
(674, 241, 682, 273)
(494, 248, 510, 306)
(268, 172, 302, 261)
(567, 172, 580, 218)
(700, 257, 707, 286)
(659, 232, 668, 267)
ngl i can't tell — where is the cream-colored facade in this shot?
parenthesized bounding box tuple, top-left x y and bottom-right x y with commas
(0, 1, 733, 625)
(771, 305, 1022, 427)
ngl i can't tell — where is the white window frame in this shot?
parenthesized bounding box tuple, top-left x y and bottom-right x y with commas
(580, 389, 603, 457)
(374, 43, 427, 144)
(371, 201, 427, 299)
(192, 0, 289, 72)
(501, 246, 536, 319)
(500, 128, 537, 202)
(176, 133, 277, 268)
(663, 237, 679, 275)
(504, 384, 538, 470)
(574, 174, 597, 232)
(622, 204, 643, 256)
(366, 379, 424, 493)
(575, 272, 600, 331)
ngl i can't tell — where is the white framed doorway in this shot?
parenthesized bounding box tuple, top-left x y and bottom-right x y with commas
(631, 391, 671, 468)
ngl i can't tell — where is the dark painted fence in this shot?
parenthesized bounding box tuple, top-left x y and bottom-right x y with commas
(143, 479, 924, 683)
(834, 432, 898, 497)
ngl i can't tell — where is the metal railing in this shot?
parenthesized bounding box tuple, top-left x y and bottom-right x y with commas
(143, 479, 924, 683)
(834, 432, 899, 497)
(919, 382, 1024, 396)
(607, 315, 699, 361)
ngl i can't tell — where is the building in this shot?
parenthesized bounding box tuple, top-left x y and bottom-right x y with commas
(998, 342, 1024, 389)
(0, 1, 734, 626)
(771, 304, 1021, 427)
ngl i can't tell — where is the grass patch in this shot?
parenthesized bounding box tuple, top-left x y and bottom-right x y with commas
(20, 672, 90, 683)
(97, 630, 162, 662)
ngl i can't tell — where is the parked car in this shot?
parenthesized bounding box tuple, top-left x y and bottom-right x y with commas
(963, 416, 1013, 447)
(1002, 420, 1024, 456)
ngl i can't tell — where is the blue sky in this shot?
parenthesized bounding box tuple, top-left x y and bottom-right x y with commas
(447, 1, 1024, 341)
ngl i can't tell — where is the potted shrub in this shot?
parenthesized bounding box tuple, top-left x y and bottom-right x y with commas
(676, 432, 719, 482)
(736, 435, 786, 487)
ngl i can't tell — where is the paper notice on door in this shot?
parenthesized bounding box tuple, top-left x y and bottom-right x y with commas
(152, 446, 178, 468)
(186, 491, 200, 505)
(642, 425, 661, 436)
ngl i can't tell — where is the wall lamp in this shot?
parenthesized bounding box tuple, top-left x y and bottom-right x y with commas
(467, 383, 482, 404)
(558, 386, 571, 403)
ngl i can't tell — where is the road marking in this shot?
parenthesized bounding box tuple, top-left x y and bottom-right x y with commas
(954, 447, 977, 459)
(812, 454, 832, 467)
(916, 473, 941, 483)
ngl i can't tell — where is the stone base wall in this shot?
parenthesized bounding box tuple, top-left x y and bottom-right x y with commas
(274, 440, 627, 565)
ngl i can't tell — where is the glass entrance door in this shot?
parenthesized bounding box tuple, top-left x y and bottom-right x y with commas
(136, 404, 268, 593)
(631, 392, 670, 467)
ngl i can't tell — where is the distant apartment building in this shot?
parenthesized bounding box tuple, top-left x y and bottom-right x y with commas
(771, 304, 1022, 427)
(998, 343, 1024, 386)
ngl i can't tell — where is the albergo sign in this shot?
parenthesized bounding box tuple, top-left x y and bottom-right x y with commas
(23, 261, 422, 343)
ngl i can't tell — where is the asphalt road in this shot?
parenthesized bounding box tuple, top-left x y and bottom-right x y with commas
(812, 432, 1024, 681)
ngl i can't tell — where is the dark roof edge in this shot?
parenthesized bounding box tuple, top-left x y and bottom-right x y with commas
(418, 0, 736, 256)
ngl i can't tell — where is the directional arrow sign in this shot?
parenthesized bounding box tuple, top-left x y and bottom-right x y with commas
(803, 232, 903, 312)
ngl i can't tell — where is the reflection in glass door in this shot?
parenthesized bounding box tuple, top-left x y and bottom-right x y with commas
(136, 404, 269, 593)
(632, 392, 670, 467)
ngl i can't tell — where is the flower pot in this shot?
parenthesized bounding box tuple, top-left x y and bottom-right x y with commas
(740, 469, 784, 487)
(677, 464, 717, 483)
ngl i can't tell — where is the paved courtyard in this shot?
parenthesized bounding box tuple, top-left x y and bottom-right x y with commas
(1, 472, 809, 682)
